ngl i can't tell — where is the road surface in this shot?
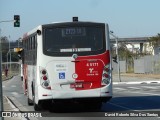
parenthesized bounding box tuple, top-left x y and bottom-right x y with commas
(3, 76, 160, 120)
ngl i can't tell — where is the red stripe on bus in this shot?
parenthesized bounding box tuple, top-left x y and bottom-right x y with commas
(75, 50, 110, 90)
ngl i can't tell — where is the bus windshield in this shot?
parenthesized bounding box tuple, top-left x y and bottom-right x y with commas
(43, 24, 105, 56)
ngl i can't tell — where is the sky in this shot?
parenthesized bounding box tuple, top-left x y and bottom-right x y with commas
(0, 0, 160, 41)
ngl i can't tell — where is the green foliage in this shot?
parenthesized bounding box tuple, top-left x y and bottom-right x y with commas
(115, 43, 134, 61)
(0, 36, 19, 62)
(149, 33, 160, 48)
(115, 41, 153, 60)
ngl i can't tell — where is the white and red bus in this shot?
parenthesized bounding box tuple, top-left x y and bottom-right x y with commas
(21, 18, 112, 111)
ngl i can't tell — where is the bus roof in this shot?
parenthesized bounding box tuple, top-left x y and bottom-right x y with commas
(22, 21, 106, 40)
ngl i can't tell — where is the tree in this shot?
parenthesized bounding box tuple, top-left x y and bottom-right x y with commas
(1, 36, 9, 62)
(149, 33, 160, 54)
(117, 42, 134, 60)
(0, 36, 19, 62)
(111, 42, 135, 72)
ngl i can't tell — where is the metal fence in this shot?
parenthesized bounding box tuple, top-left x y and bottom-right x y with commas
(1, 62, 20, 79)
(134, 56, 152, 74)
(112, 55, 160, 74)
(134, 55, 160, 74)
(112, 61, 127, 74)
(152, 55, 160, 74)
(2, 55, 160, 77)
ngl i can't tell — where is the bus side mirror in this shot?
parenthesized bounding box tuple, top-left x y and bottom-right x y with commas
(112, 55, 118, 63)
(14, 48, 23, 59)
(17, 51, 22, 59)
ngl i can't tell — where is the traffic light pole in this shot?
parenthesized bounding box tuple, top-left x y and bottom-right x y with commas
(0, 18, 20, 119)
(0, 20, 15, 120)
(0, 20, 14, 23)
(110, 31, 121, 82)
(0, 28, 3, 120)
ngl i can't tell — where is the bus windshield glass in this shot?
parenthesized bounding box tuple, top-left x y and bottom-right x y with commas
(43, 24, 105, 56)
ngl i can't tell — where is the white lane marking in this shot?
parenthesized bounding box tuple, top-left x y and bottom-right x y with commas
(127, 87, 141, 90)
(2, 85, 17, 88)
(3, 85, 16, 88)
(11, 85, 17, 88)
(126, 91, 160, 96)
(108, 102, 133, 110)
(141, 86, 160, 89)
(113, 81, 160, 85)
(114, 88, 126, 90)
(11, 92, 19, 96)
(114, 87, 160, 96)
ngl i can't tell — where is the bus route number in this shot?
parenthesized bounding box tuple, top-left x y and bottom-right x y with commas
(86, 63, 98, 67)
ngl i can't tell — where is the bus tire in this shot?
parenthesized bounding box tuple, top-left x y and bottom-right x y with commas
(33, 95, 41, 111)
(34, 103, 40, 111)
(28, 97, 33, 106)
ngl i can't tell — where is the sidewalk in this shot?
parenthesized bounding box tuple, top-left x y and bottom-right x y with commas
(2, 75, 22, 120)
(3, 96, 22, 120)
(113, 73, 160, 84)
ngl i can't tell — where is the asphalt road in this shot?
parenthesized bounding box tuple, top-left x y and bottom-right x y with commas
(3, 76, 160, 120)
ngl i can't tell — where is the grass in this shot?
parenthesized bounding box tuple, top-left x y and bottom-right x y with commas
(2, 71, 19, 81)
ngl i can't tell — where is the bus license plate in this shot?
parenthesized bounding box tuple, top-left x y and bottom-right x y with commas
(70, 83, 83, 88)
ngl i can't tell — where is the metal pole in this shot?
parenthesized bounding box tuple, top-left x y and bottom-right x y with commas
(18, 40, 19, 48)
(0, 20, 14, 23)
(7, 40, 9, 69)
(0, 20, 15, 120)
(8, 36, 11, 76)
(7, 52, 9, 69)
(110, 31, 121, 82)
(0, 28, 4, 120)
(116, 37, 121, 82)
(0, 29, 2, 65)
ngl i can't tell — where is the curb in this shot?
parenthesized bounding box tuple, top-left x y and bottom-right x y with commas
(3, 76, 14, 81)
(4, 96, 20, 111)
(2, 74, 19, 81)
(4, 96, 27, 120)
(113, 81, 160, 85)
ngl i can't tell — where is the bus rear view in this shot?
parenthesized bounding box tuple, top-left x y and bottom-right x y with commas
(24, 18, 112, 111)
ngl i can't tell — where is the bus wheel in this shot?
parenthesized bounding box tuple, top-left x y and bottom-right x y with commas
(33, 96, 41, 111)
(34, 103, 41, 111)
(28, 97, 33, 106)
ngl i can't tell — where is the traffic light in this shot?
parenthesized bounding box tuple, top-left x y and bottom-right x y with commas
(112, 55, 118, 63)
(14, 15, 20, 27)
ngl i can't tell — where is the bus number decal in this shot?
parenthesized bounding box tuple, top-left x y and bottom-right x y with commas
(86, 63, 98, 67)
(86, 62, 99, 76)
